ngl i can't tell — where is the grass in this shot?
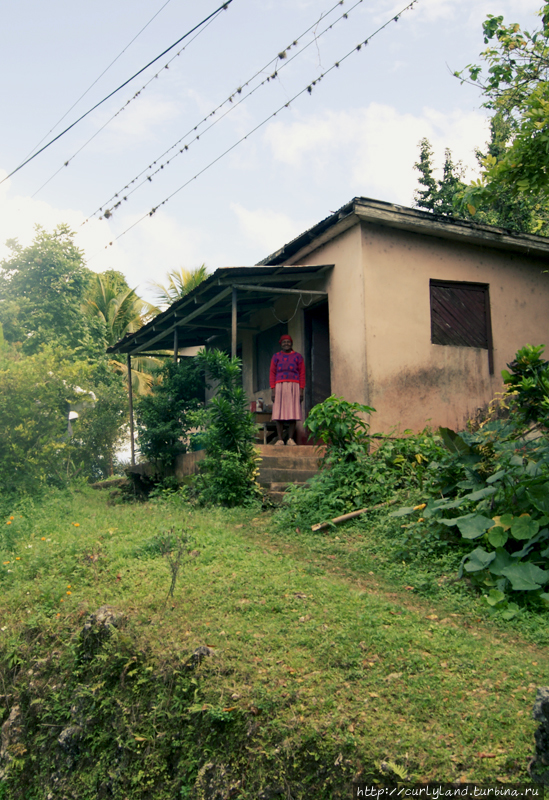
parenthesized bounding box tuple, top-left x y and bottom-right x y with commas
(0, 486, 547, 798)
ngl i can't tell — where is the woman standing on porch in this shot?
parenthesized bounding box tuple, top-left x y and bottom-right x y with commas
(270, 334, 305, 446)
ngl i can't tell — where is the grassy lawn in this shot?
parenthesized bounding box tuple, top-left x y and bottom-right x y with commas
(0, 487, 547, 798)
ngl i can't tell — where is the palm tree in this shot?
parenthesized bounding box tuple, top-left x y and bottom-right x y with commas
(148, 265, 207, 309)
(84, 273, 160, 394)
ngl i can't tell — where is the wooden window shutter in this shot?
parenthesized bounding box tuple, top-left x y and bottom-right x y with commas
(430, 280, 493, 373)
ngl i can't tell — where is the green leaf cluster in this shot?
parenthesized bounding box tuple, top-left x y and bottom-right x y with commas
(136, 359, 205, 469)
(276, 427, 445, 530)
(192, 350, 260, 507)
(455, 5, 549, 224)
(304, 394, 376, 461)
(392, 346, 549, 613)
(501, 343, 549, 426)
(0, 225, 140, 490)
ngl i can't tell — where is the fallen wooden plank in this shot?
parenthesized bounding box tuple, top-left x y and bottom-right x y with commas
(311, 497, 399, 532)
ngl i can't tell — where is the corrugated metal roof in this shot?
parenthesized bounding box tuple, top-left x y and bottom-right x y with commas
(108, 264, 331, 355)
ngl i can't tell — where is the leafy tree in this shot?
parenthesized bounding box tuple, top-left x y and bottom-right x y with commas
(0, 345, 127, 493)
(414, 139, 465, 216)
(148, 265, 207, 308)
(192, 349, 260, 506)
(413, 126, 549, 235)
(0, 224, 94, 354)
(455, 4, 549, 224)
(136, 358, 205, 468)
(83, 271, 160, 394)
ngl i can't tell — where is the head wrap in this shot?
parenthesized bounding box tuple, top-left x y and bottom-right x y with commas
(279, 334, 293, 344)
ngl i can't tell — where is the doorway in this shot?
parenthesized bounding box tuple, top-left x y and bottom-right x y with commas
(304, 301, 331, 416)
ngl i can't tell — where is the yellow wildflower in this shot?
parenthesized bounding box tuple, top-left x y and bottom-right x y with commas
(73, 523, 80, 527)
(413, 503, 426, 511)
(66, 591, 72, 595)
(6, 521, 11, 526)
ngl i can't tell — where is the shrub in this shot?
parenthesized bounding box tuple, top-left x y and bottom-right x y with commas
(393, 345, 549, 615)
(304, 395, 376, 461)
(136, 358, 205, 468)
(192, 350, 260, 507)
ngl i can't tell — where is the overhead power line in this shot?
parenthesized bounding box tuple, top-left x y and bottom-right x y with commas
(31, 12, 219, 199)
(38, 0, 350, 205)
(86, 0, 366, 222)
(0, 0, 234, 186)
(98, 0, 418, 253)
(21, 0, 175, 163)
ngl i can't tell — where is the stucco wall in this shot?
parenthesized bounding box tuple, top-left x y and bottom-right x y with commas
(285, 224, 367, 405)
(359, 222, 549, 433)
(251, 216, 548, 435)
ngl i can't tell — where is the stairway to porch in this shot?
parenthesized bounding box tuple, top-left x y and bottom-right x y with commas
(255, 444, 324, 503)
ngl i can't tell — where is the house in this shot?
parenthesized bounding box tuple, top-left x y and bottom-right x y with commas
(109, 197, 549, 439)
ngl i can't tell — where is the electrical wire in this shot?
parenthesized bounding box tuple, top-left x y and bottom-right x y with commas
(31, 13, 218, 199)
(86, 0, 366, 222)
(42, 0, 351, 213)
(97, 0, 418, 253)
(21, 0, 175, 163)
(0, 0, 234, 186)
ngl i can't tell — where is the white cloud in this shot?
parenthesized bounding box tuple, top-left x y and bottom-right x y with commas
(231, 202, 311, 254)
(263, 103, 489, 205)
(90, 93, 181, 152)
(0, 168, 206, 304)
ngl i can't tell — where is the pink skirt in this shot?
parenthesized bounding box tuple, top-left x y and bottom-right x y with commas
(272, 381, 302, 421)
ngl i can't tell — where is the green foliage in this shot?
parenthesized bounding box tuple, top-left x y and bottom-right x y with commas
(455, 5, 549, 225)
(304, 395, 376, 461)
(136, 359, 205, 468)
(414, 138, 465, 217)
(413, 127, 549, 235)
(0, 346, 128, 493)
(192, 350, 260, 507)
(276, 430, 444, 530)
(148, 265, 208, 308)
(0, 487, 548, 795)
(501, 343, 549, 426)
(0, 224, 94, 355)
(392, 346, 549, 612)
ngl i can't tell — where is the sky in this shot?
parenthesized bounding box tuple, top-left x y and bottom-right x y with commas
(0, 0, 542, 302)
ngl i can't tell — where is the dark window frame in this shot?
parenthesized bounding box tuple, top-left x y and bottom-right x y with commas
(430, 279, 493, 374)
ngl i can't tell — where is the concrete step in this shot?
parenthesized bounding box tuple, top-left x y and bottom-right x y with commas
(258, 467, 318, 484)
(257, 455, 321, 471)
(256, 444, 324, 459)
(269, 482, 295, 492)
(267, 490, 288, 504)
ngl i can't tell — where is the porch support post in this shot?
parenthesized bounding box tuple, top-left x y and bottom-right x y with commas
(173, 326, 178, 364)
(127, 354, 135, 466)
(231, 287, 237, 359)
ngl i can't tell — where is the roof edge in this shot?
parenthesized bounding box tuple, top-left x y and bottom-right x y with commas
(258, 197, 549, 265)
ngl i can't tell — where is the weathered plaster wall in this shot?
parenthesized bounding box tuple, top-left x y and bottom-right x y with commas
(360, 222, 549, 433)
(285, 224, 367, 405)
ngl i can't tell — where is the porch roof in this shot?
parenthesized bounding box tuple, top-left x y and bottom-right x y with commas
(107, 264, 331, 356)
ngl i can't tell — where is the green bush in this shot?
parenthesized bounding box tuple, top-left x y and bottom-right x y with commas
(304, 395, 376, 461)
(192, 350, 260, 507)
(392, 345, 549, 615)
(0, 346, 127, 496)
(276, 429, 444, 530)
(136, 359, 205, 468)
(502, 343, 549, 427)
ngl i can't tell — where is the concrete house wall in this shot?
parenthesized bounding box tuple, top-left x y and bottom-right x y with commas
(248, 201, 549, 435)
